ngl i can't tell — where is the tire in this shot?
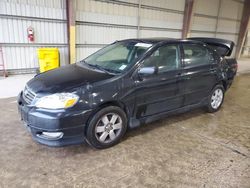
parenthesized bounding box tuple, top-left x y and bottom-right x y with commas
(206, 85, 225, 113)
(86, 106, 127, 149)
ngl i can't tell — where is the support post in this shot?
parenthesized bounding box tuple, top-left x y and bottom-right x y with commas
(137, 0, 141, 38)
(182, 0, 195, 39)
(66, 0, 76, 64)
(235, 0, 250, 59)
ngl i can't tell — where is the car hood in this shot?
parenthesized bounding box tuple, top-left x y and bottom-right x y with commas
(26, 63, 114, 93)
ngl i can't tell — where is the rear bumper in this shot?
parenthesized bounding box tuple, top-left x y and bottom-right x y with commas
(18, 93, 92, 147)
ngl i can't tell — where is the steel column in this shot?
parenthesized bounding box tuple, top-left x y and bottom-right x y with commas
(236, 0, 250, 59)
(66, 0, 76, 64)
(182, 0, 195, 39)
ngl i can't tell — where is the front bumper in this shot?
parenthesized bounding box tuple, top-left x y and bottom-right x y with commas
(17, 93, 92, 147)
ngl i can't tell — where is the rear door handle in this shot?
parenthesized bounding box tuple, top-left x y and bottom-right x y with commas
(210, 69, 216, 73)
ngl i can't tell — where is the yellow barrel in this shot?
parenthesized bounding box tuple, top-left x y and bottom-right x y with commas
(37, 48, 59, 73)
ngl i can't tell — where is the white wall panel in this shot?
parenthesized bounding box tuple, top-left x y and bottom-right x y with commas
(0, 0, 66, 19)
(219, 0, 243, 20)
(140, 10, 183, 29)
(216, 19, 240, 34)
(76, 25, 137, 44)
(76, 11, 138, 26)
(0, 0, 68, 72)
(189, 32, 215, 38)
(140, 30, 181, 38)
(191, 17, 217, 32)
(141, 0, 185, 11)
(194, 0, 220, 16)
(75, 0, 185, 59)
(191, 0, 243, 58)
(0, 18, 67, 43)
(76, 0, 138, 17)
(76, 47, 101, 62)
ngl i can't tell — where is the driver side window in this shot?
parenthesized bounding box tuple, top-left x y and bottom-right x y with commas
(142, 44, 180, 73)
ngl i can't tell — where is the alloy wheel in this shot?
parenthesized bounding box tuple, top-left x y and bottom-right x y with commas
(94, 113, 123, 144)
(211, 88, 223, 109)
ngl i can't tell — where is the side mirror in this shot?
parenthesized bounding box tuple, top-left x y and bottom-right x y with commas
(138, 67, 156, 76)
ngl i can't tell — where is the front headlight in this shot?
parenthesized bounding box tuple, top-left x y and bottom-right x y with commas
(35, 93, 79, 109)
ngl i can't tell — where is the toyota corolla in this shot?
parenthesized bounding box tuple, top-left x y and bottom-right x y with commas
(18, 37, 237, 149)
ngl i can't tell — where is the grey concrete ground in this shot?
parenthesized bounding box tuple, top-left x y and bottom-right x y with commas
(0, 74, 35, 98)
(0, 74, 249, 188)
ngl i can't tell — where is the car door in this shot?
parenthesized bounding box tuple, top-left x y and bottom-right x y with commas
(181, 43, 218, 106)
(134, 43, 184, 118)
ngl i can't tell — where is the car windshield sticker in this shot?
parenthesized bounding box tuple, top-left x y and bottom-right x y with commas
(119, 65, 127, 70)
(135, 43, 152, 48)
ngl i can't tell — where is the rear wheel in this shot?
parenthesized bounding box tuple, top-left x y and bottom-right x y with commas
(206, 85, 224, 113)
(86, 106, 127, 149)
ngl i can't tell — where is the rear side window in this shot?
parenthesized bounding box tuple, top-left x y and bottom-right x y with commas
(183, 44, 212, 67)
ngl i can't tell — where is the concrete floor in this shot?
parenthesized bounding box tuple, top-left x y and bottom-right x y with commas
(0, 74, 249, 187)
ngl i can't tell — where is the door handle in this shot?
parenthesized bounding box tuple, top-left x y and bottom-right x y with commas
(175, 72, 182, 77)
(209, 69, 216, 73)
(184, 77, 191, 80)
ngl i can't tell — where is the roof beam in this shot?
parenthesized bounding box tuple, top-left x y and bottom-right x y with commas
(235, 0, 250, 59)
(182, 0, 195, 39)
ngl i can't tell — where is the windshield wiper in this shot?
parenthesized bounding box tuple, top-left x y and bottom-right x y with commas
(80, 60, 120, 74)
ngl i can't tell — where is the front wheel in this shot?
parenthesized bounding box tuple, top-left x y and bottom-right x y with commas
(206, 85, 225, 113)
(86, 106, 127, 149)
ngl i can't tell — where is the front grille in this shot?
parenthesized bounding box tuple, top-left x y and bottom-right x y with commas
(23, 86, 36, 104)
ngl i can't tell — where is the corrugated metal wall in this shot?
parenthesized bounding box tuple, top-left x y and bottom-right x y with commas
(190, 0, 244, 57)
(75, 0, 185, 61)
(0, 0, 68, 73)
(0, 0, 247, 73)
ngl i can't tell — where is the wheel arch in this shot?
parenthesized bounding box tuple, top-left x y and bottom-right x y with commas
(84, 100, 130, 135)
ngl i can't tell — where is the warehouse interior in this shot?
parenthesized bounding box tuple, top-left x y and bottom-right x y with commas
(0, 0, 250, 187)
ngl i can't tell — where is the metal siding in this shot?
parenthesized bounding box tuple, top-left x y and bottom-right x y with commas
(216, 19, 240, 34)
(76, 11, 138, 26)
(76, 25, 137, 44)
(0, 0, 68, 71)
(75, 0, 185, 59)
(76, 47, 101, 62)
(140, 9, 183, 29)
(0, 18, 67, 43)
(219, 0, 243, 20)
(140, 30, 181, 38)
(194, 0, 220, 16)
(190, 0, 243, 57)
(141, 0, 185, 11)
(189, 32, 215, 38)
(191, 17, 217, 32)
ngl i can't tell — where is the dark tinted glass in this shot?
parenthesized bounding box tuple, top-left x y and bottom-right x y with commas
(143, 44, 180, 73)
(183, 44, 212, 67)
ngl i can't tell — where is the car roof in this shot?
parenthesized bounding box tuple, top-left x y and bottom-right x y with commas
(119, 37, 204, 45)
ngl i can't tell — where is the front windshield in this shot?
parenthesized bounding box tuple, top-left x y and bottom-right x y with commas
(82, 41, 152, 74)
